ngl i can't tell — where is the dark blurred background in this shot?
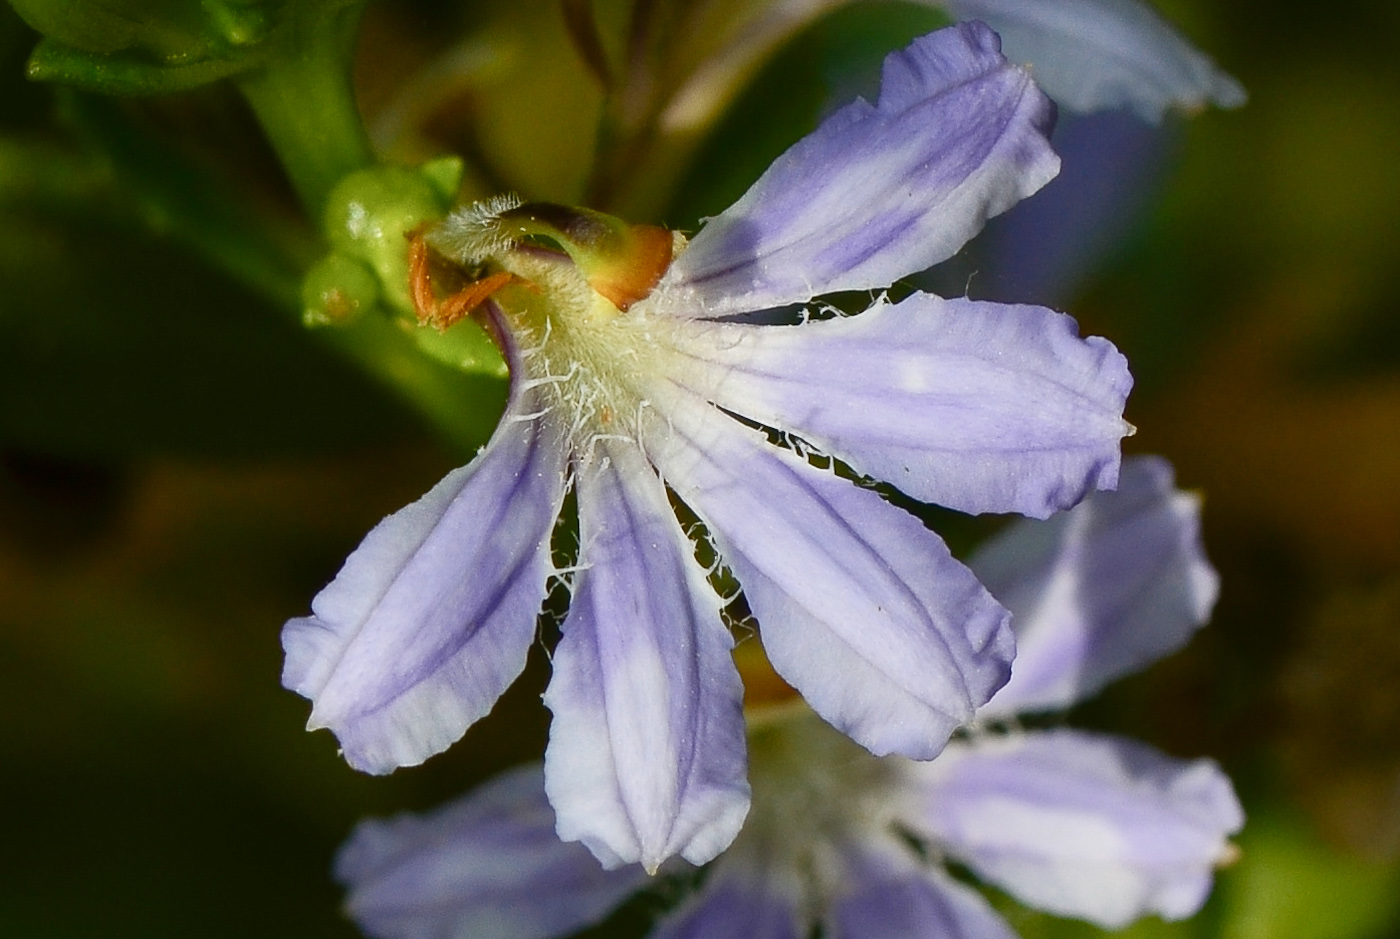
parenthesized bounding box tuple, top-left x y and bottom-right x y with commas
(2, 1, 1398, 936)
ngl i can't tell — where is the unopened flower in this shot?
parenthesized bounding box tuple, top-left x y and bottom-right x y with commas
(283, 23, 1132, 872)
(335, 457, 1240, 939)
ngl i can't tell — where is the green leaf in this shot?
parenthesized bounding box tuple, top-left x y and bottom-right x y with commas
(9, 0, 275, 57)
(25, 35, 255, 96)
(13, 0, 279, 94)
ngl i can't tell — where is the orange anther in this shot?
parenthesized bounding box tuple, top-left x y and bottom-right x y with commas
(408, 234, 438, 324)
(432, 272, 514, 330)
(408, 232, 514, 331)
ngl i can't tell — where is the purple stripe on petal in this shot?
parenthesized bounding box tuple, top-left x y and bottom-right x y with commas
(666, 293, 1132, 519)
(544, 438, 750, 872)
(826, 841, 1019, 939)
(940, 0, 1246, 120)
(647, 392, 1013, 760)
(281, 391, 568, 774)
(338, 764, 649, 939)
(654, 22, 1058, 317)
(901, 730, 1244, 928)
(973, 456, 1219, 718)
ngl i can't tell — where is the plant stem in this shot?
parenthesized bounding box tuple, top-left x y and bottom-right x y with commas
(236, 0, 374, 218)
(234, 1, 506, 451)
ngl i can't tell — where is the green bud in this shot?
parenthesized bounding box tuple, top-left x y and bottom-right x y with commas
(301, 252, 379, 328)
(322, 158, 463, 317)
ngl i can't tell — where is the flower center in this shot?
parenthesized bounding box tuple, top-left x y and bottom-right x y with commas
(739, 707, 908, 878)
(412, 196, 687, 448)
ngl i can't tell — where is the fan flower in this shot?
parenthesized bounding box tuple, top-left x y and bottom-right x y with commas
(935, 0, 1245, 121)
(282, 22, 1132, 873)
(334, 457, 1241, 939)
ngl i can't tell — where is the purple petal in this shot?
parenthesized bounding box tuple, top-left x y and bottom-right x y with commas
(940, 0, 1246, 120)
(647, 392, 1013, 760)
(826, 842, 1018, 939)
(280, 393, 568, 774)
(544, 439, 750, 872)
(337, 764, 649, 939)
(972, 456, 1219, 718)
(665, 293, 1132, 518)
(649, 854, 804, 939)
(901, 729, 1243, 928)
(654, 22, 1057, 317)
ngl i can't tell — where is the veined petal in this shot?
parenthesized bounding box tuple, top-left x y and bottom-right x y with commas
(826, 841, 1018, 939)
(649, 852, 805, 939)
(666, 293, 1132, 518)
(974, 456, 1219, 718)
(544, 438, 750, 873)
(654, 22, 1057, 318)
(337, 764, 648, 939)
(647, 392, 1013, 760)
(280, 392, 568, 774)
(939, 0, 1245, 120)
(900, 730, 1243, 928)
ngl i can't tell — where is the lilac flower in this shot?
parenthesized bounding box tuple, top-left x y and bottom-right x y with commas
(336, 765, 653, 939)
(665, 0, 1242, 146)
(283, 23, 1133, 872)
(335, 457, 1241, 939)
(918, 2, 1246, 305)
(934, 0, 1246, 120)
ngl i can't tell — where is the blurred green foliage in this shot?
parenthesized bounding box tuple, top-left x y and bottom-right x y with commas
(12, 0, 279, 93)
(3, 0, 1400, 937)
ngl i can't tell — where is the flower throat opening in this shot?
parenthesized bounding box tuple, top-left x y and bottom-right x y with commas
(408, 197, 678, 331)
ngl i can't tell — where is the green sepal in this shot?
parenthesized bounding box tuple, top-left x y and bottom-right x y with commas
(411, 319, 508, 381)
(301, 253, 378, 327)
